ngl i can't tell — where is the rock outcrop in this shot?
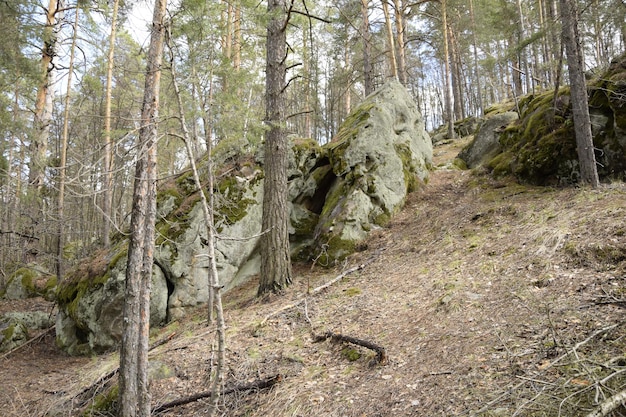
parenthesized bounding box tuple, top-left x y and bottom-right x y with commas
(55, 80, 432, 354)
(464, 53, 626, 185)
(457, 112, 519, 169)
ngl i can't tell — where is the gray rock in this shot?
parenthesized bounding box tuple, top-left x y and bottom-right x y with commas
(457, 112, 519, 168)
(55, 248, 168, 355)
(0, 320, 29, 352)
(55, 80, 433, 353)
(307, 80, 432, 261)
(3, 311, 53, 329)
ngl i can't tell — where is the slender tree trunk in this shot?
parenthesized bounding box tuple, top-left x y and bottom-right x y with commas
(29, 0, 57, 194)
(469, 0, 483, 115)
(234, 3, 242, 70)
(119, 1, 167, 416)
(392, 0, 407, 85)
(344, 46, 352, 117)
(559, 0, 599, 187)
(57, 4, 79, 283)
(258, 0, 292, 296)
(166, 37, 225, 416)
(381, 0, 398, 80)
(103, 0, 120, 248)
(442, 0, 454, 139)
(360, 0, 374, 96)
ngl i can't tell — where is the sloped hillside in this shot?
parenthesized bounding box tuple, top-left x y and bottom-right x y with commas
(1, 137, 625, 417)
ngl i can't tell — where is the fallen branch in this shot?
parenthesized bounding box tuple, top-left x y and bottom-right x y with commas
(584, 389, 626, 417)
(258, 250, 382, 327)
(152, 374, 282, 414)
(314, 331, 388, 365)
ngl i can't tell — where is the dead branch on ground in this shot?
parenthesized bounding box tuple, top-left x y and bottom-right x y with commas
(314, 330, 388, 365)
(584, 389, 626, 417)
(152, 374, 282, 414)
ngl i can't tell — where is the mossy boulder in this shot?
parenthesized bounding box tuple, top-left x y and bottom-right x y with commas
(2, 265, 56, 300)
(0, 320, 28, 352)
(54, 81, 432, 354)
(304, 80, 432, 262)
(55, 244, 169, 355)
(458, 112, 519, 169)
(479, 53, 626, 185)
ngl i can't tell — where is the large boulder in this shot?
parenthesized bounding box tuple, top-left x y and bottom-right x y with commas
(55, 80, 432, 354)
(1, 266, 56, 301)
(480, 53, 626, 184)
(56, 246, 169, 355)
(457, 112, 519, 169)
(297, 80, 432, 262)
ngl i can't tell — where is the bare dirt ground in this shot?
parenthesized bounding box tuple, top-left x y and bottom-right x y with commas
(2, 137, 626, 416)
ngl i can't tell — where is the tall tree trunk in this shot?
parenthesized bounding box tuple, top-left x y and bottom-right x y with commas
(392, 0, 407, 85)
(166, 37, 225, 416)
(360, 0, 374, 96)
(442, 0, 454, 139)
(118, 1, 167, 416)
(29, 0, 57, 194)
(103, 0, 120, 248)
(56, 4, 79, 283)
(559, 0, 599, 187)
(450, 29, 464, 121)
(258, 0, 292, 296)
(381, 0, 398, 80)
(469, 0, 483, 115)
(516, 0, 530, 93)
(233, 2, 242, 70)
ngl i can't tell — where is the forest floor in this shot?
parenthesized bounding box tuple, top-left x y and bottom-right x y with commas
(2, 137, 626, 416)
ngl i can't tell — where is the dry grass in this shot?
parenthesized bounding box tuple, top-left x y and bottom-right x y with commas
(1, 138, 626, 416)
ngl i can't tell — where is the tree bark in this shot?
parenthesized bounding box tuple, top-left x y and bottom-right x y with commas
(469, 0, 483, 115)
(29, 0, 57, 194)
(392, 0, 407, 85)
(442, 0, 455, 139)
(258, 0, 292, 296)
(381, 0, 398, 81)
(103, 0, 120, 248)
(56, 4, 80, 283)
(559, 0, 599, 187)
(118, 1, 167, 416)
(360, 0, 374, 96)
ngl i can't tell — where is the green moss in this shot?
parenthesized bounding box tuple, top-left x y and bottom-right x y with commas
(83, 384, 118, 416)
(373, 212, 391, 227)
(57, 245, 128, 320)
(341, 347, 362, 361)
(292, 212, 319, 237)
(14, 268, 38, 296)
(344, 287, 361, 297)
(329, 102, 376, 146)
(452, 158, 468, 170)
(394, 142, 421, 193)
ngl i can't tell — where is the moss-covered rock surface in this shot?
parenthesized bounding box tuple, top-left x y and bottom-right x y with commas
(463, 53, 626, 185)
(55, 80, 433, 354)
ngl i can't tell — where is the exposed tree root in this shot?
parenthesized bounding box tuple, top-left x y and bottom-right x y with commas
(314, 330, 388, 365)
(152, 374, 282, 414)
